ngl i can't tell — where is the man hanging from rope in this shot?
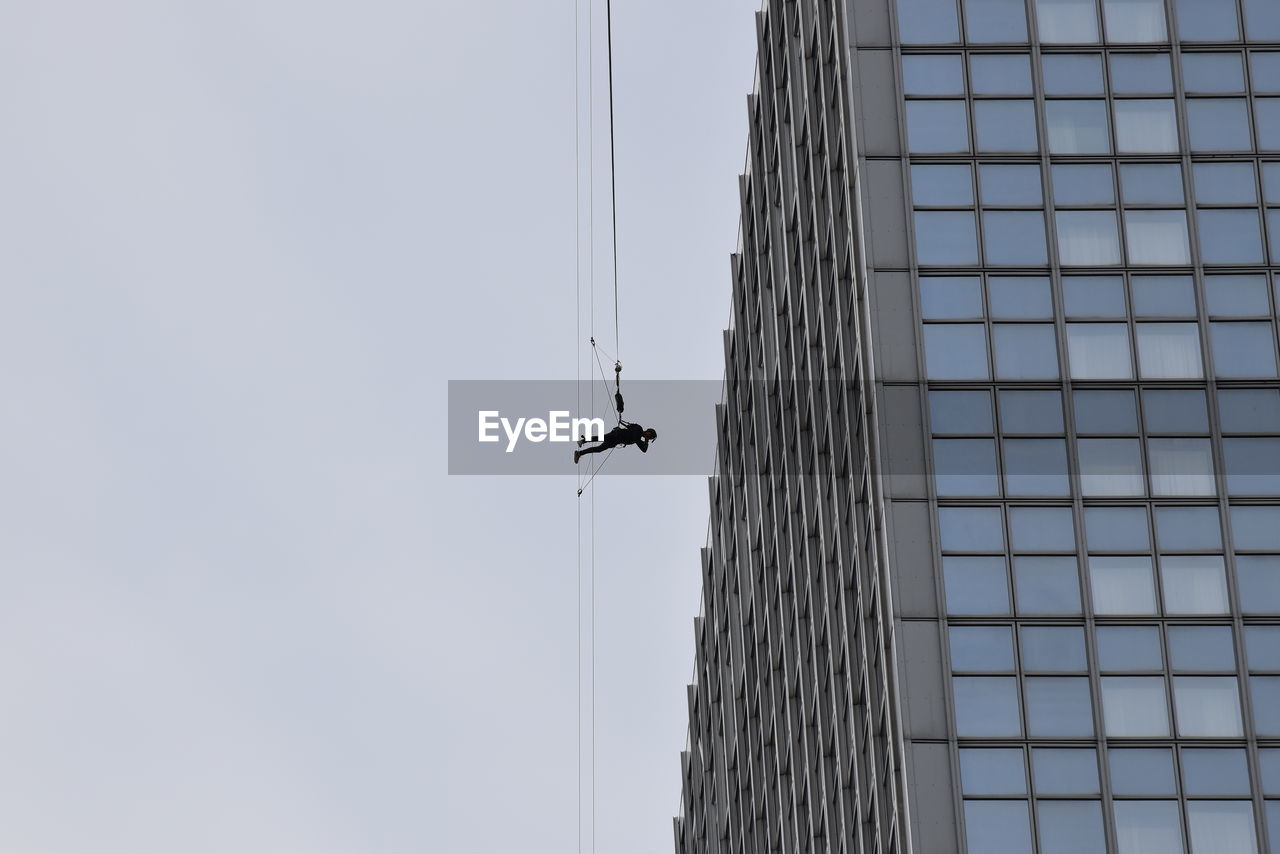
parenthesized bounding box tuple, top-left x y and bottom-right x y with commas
(573, 355, 657, 464)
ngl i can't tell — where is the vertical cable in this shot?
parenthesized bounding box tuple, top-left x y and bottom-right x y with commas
(605, 0, 620, 362)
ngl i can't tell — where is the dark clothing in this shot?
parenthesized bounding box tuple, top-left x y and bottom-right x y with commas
(578, 423, 649, 458)
(604, 423, 649, 452)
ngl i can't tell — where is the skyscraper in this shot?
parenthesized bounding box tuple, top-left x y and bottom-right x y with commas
(674, 0, 1280, 852)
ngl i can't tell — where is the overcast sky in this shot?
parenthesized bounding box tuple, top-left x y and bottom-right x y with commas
(0, 2, 758, 852)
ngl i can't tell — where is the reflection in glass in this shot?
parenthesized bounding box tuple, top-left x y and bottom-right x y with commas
(1079, 438, 1145, 495)
(1046, 101, 1111, 153)
(923, 322, 989, 377)
(1089, 555, 1156, 612)
(1101, 676, 1169, 735)
(1115, 100, 1179, 153)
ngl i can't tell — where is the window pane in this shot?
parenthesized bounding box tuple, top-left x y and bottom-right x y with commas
(1154, 506, 1220, 550)
(1232, 506, 1280, 549)
(1079, 438, 1145, 496)
(1168, 624, 1235, 672)
(1187, 99, 1252, 151)
(980, 164, 1041, 205)
(1032, 749, 1099, 794)
(1219, 388, 1280, 432)
(1238, 556, 1280, 612)
(931, 389, 993, 434)
(1098, 626, 1163, 671)
(1258, 98, 1280, 151)
(1131, 275, 1196, 316)
(1246, 626, 1280, 671)
(974, 100, 1038, 152)
(1000, 390, 1064, 434)
(1194, 163, 1256, 204)
(959, 747, 1026, 794)
(1103, 0, 1167, 41)
(994, 325, 1058, 379)
(1052, 163, 1115, 205)
(934, 438, 999, 495)
(1120, 163, 1184, 204)
(1263, 749, 1280, 794)
(1020, 626, 1087, 671)
(916, 211, 980, 264)
(1075, 389, 1138, 433)
(1111, 53, 1173, 93)
(950, 626, 1015, 671)
(1043, 54, 1105, 94)
(911, 164, 973, 206)
(1183, 749, 1251, 795)
(1206, 274, 1269, 315)
(1046, 101, 1112, 153)
(1110, 749, 1176, 795)
(1057, 212, 1122, 266)
(924, 324, 990, 379)
(1025, 676, 1094, 736)
(984, 211, 1048, 265)
(1254, 676, 1280, 735)
(1144, 389, 1209, 434)
(1197, 209, 1265, 265)
(964, 801, 1033, 854)
(1115, 100, 1179, 153)
(896, 0, 961, 42)
(1149, 438, 1216, 496)
(1064, 275, 1126, 317)
(1267, 162, 1280, 203)
(1183, 53, 1246, 93)
(1114, 801, 1184, 854)
(965, 0, 1030, 41)
(1174, 676, 1243, 737)
(1211, 322, 1277, 377)
(945, 556, 1010, 613)
(1136, 323, 1202, 378)
(1084, 506, 1149, 550)
(990, 276, 1053, 318)
(971, 54, 1033, 94)
(1090, 555, 1156, 613)
(1270, 210, 1280, 261)
(906, 101, 970, 152)
(1224, 437, 1280, 494)
(938, 506, 1004, 550)
(1014, 555, 1082, 613)
(1005, 438, 1069, 495)
(1038, 801, 1106, 854)
(1175, 0, 1239, 41)
(1102, 676, 1169, 735)
(1035, 0, 1100, 42)
(1186, 802, 1259, 854)
(921, 276, 983, 319)
(954, 676, 1022, 735)
(1244, 0, 1280, 40)
(903, 55, 966, 95)
(1125, 210, 1191, 265)
(1252, 52, 1280, 93)
(1009, 505, 1073, 549)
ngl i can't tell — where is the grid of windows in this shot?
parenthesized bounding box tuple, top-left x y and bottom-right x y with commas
(900, 0, 1280, 851)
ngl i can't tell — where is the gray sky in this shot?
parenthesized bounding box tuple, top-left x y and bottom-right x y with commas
(0, 2, 758, 852)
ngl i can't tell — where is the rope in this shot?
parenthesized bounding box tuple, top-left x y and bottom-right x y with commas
(606, 0, 620, 363)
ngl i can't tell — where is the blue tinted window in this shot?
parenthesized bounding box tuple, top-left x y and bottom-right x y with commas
(1097, 626, 1162, 671)
(938, 506, 1004, 550)
(1182, 748, 1251, 795)
(906, 101, 970, 152)
(964, 801, 1032, 854)
(954, 676, 1022, 735)
(1219, 389, 1280, 433)
(1232, 506, 1280, 549)
(934, 438, 999, 495)
(1014, 555, 1082, 613)
(993, 325, 1058, 379)
(999, 390, 1064, 433)
(1211, 322, 1278, 377)
(1032, 749, 1099, 794)
(1111, 53, 1173, 94)
(950, 626, 1016, 671)
(989, 277, 1052, 318)
(1255, 98, 1280, 151)
(1182, 53, 1245, 93)
(1074, 389, 1138, 433)
(903, 55, 965, 95)
(1003, 438, 1069, 495)
(959, 747, 1026, 794)
(1239, 562, 1280, 615)
(1046, 101, 1111, 154)
(965, 0, 1029, 42)
(974, 101, 1038, 152)
(1144, 389, 1209, 434)
(1176, 0, 1239, 41)
(1198, 209, 1265, 264)
(980, 164, 1042, 205)
(1021, 626, 1087, 671)
(1064, 276, 1126, 317)
(1169, 626, 1236, 671)
(930, 389, 993, 433)
(1244, 0, 1280, 40)
(984, 211, 1048, 265)
(1102, 0, 1166, 42)
(1084, 506, 1149, 550)
(1252, 52, 1280, 93)
(1120, 163, 1184, 204)
(921, 276, 983, 319)
(1037, 802, 1105, 854)
(1187, 99, 1253, 151)
(897, 0, 960, 42)
(1246, 626, 1280, 671)
(971, 54, 1031, 93)
(1053, 164, 1114, 205)
(1009, 506, 1074, 549)
(911, 164, 973, 206)
(916, 211, 980, 264)
(1155, 506, 1221, 550)
(1194, 163, 1257, 204)
(1131, 275, 1197, 317)
(924, 324, 989, 379)
(1035, 0, 1100, 43)
(1206, 274, 1270, 316)
(1110, 748, 1175, 794)
(944, 556, 1010, 613)
(1042, 54, 1104, 94)
(1225, 438, 1280, 496)
(1025, 677, 1094, 736)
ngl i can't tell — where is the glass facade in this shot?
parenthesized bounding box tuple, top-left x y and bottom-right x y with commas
(905, 0, 1280, 850)
(677, 0, 1280, 852)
